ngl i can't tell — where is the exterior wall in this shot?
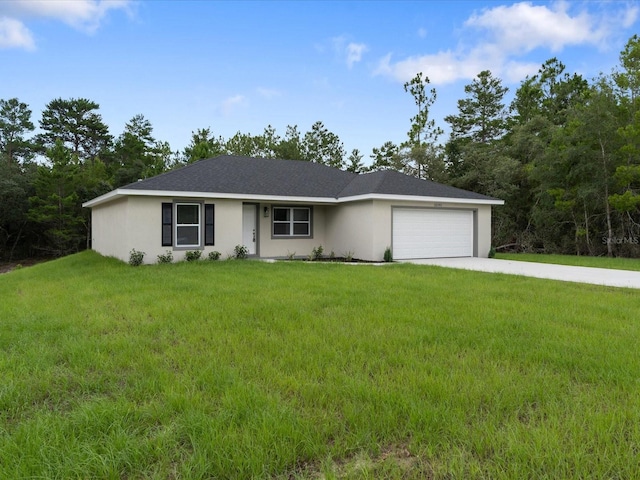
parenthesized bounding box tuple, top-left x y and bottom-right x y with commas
(475, 204, 493, 258)
(90, 196, 130, 261)
(256, 203, 327, 258)
(91, 196, 246, 263)
(90, 195, 496, 264)
(324, 199, 495, 261)
(325, 201, 375, 260)
(373, 199, 495, 260)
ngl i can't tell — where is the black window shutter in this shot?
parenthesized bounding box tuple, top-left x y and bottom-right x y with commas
(204, 204, 214, 246)
(161, 203, 172, 246)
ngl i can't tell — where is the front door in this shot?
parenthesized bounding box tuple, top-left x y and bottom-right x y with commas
(242, 204, 257, 255)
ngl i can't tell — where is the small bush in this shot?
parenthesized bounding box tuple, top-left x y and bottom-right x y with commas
(311, 245, 324, 261)
(157, 250, 173, 264)
(488, 246, 496, 258)
(185, 250, 202, 262)
(208, 251, 221, 261)
(129, 249, 145, 266)
(343, 251, 354, 262)
(234, 245, 248, 259)
(286, 251, 296, 260)
(384, 247, 393, 263)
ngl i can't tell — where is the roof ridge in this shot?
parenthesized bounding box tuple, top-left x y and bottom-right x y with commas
(337, 170, 386, 198)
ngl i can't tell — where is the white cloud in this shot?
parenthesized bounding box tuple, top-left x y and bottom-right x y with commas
(346, 42, 368, 68)
(220, 95, 248, 116)
(374, 1, 636, 86)
(464, 1, 598, 53)
(0, 0, 132, 49)
(622, 5, 639, 28)
(0, 17, 35, 50)
(330, 35, 368, 68)
(417, 27, 427, 39)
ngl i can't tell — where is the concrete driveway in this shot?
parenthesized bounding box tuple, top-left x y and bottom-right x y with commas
(402, 257, 640, 289)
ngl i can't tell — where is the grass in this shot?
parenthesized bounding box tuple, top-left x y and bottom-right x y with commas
(1, 251, 640, 479)
(496, 252, 640, 271)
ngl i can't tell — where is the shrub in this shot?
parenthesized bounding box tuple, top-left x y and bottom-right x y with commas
(488, 246, 496, 258)
(157, 250, 173, 264)
(286, 251, 296, 260)
(343, 251, 354, 262)
(234, 245, 248, 259)
(185, 250, 202, 262)
(129, 249, 145, 266)
(311, 245, 324, 261)
(383, 247, 393, 263)
(208, 251, 221, 261)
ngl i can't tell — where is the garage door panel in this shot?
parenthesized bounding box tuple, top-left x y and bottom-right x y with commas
(393, 208, 473, 259)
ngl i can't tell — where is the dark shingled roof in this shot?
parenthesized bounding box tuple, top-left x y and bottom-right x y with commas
(337, 169, 496, 201)
(122, 155, 499, 201)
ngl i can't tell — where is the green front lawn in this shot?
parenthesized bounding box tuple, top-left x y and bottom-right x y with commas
(496, 252, 640, 271)
(1, 252, 639, 479)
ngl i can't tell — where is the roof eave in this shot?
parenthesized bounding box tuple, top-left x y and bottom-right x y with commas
(83, 189, 505, 208)
(338, 193, 505, 205)
(83, 188, 341, 207)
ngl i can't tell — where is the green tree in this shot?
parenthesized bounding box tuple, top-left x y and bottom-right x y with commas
(302, 121, 346, 169)
(446, 70, 508, 144)
(0, 161, 34, 259)
(38, 98, 112, 162)
(28, 141, 85, 256)
(225, 131, 256, 156)
(111, 115, 168, 186)
(512, 58, 588, 127)
(183, 128, 227, 164)
(0, 98, 35, 165)
(609, 34, 640, 251)
(445, 70, 514, 200)
(346, 149, 364, 173)
(507, 59, 589, 253)
(254, 125, 280, 158)
(274, 125, 303, 160)
(368, 141, 402, 172)
(531, 84, 620, 255)
(401, 72, 443, 179)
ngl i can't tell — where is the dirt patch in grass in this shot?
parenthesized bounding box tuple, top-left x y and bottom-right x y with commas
(0, 258, 50, 274)
(279, 443, 433, 479)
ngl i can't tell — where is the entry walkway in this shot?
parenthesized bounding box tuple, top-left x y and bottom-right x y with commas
(402, 257, 640, 289)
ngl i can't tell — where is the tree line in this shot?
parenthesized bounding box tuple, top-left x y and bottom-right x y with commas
(2, 35, 640, 260)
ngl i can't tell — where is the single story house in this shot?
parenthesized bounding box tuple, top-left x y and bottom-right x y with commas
(82, 155, 504, 263)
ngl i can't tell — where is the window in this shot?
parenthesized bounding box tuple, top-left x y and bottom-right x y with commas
(176, 203, 200, 247)
(272, 207, 311, 237)
(161, 202, 215, 248)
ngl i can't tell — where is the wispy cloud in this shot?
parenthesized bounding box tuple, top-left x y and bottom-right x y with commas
(346, 42, 368, 68)
(0, 16, 35, 50)
(256, 87, 281, 100)
(331, 35, 368, 68)
(374, 1, 638, 85)
(0, 0, 133, 50)
(220, 94, 248, 116)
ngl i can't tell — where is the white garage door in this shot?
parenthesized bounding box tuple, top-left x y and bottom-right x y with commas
(393, 208, 474, 259)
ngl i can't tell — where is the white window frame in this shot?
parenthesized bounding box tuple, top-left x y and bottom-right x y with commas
(175, 202, 201, 248)
(272, 206, 312, 238)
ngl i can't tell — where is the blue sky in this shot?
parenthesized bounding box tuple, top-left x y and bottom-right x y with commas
(1, 1, 639, 165)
